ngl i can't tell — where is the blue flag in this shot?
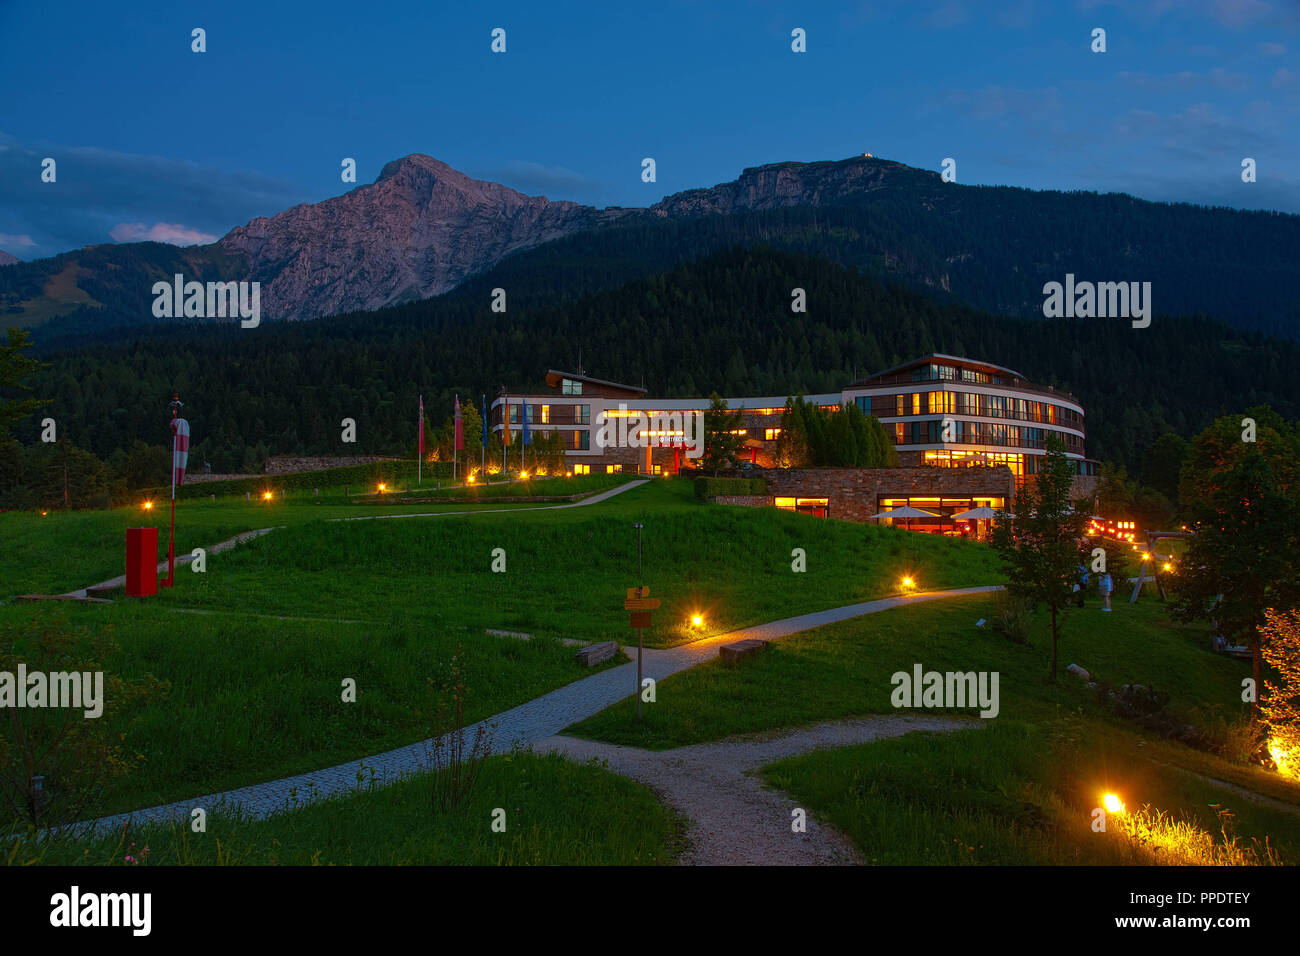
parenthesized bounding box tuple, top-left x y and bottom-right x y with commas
(522, 403, 531, 446)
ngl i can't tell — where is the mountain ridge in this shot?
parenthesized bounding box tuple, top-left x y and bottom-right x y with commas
(2, 153, 1298, 337)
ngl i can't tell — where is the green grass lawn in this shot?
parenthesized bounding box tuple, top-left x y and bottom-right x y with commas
(0, 479, 1000, 828)
(0, 601, 624, 825)
(567, 593, 1247, 748)
(135, 478, 1003, 646)
(567, 589, 1300, 865)
(765, 717, 1300, 865)
(9, 752, 684, 866)
(0, 473, 630, 599)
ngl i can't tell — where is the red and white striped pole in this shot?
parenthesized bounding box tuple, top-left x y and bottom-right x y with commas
(163, 394, 183, 588)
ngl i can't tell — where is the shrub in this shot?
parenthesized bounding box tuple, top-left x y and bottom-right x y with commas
(991, 591, 1033, 645)
(693, 477, 767, 500)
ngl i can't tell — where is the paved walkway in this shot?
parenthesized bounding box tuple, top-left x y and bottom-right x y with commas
(60, 480, 649, 599)
(64, 584, 1000, 838)
(539, 715, 978, 865)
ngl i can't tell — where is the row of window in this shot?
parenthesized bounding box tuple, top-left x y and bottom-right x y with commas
(907, 363, 1009, 386)
(860, 393, 1081, 427)
(895, 420, 1083, 451)
(504, 404, 591, 425)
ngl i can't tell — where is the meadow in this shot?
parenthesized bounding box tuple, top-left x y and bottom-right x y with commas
(0, 477, 1002, 828)
(568, 590, 1300, 865)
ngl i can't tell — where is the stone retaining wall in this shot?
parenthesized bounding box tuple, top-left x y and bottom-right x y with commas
(263, 455, 401, 475)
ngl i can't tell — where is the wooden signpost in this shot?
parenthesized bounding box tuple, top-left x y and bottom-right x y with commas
(625, 584, 660, 717)
(627, 523, 658, 718)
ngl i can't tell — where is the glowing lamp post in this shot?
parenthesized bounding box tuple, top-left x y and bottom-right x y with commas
(1103, 793, 1125, 814)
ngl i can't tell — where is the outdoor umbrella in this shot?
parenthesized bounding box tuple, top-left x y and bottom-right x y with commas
(870, 505, 940, 532)
(950, 506, 1006, 521)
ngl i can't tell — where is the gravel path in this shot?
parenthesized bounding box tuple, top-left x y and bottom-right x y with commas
(539, 715, 978, 865)
(60, 584, 1000, 839)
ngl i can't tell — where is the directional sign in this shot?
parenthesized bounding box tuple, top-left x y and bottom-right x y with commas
(624, 586, 661, 611)
(629, 611, 653, 629)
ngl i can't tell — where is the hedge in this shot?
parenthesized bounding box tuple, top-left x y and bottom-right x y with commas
(694, 477, 768, 500)
(147, 459, 452, 500)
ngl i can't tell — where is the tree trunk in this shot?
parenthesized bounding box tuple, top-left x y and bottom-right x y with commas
(1049, 603, 1059, 681)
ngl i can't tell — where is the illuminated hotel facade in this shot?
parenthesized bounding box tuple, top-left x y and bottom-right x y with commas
(490, 355, 1098, 529)
(842, 354, 1095, 484)
(492, 355, 1095, 481)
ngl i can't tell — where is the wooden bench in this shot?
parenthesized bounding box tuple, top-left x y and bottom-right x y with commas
(575, 641, 618, 667)
(719, 639, 768, 664)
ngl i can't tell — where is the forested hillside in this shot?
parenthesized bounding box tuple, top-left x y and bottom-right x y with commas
(12, 246, 1296, 474)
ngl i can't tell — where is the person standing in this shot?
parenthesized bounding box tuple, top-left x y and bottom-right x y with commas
(1098, 571, 1113, 611)
(1075, 563, 1089, 608)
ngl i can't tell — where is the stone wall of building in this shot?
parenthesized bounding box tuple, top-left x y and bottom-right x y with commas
(731, 466, 1016, 523)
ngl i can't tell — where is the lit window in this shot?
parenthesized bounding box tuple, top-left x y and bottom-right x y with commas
(562, 379, 583, 395)
(574, 464, 590, 475)
(765, 428, 781, 441)
(541, 404, 550, 424)
(607, 464, 621, 474)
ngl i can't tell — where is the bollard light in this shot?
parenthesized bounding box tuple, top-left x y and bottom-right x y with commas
(1103, 793, 1125, 814)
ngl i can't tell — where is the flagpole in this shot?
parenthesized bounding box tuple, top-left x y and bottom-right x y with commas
(481, 393, 486, 482)
(418, 394, 423, 488)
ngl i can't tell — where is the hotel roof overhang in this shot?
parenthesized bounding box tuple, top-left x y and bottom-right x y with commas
(544, 369, 646, 397)
(649, 393, 840, 411)
(847, 353, 1028, 387)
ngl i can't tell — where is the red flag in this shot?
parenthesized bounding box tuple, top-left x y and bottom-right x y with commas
(501, 397, 511, 446)
(454, 395, 464, 451)
(418, 395, 425, 457)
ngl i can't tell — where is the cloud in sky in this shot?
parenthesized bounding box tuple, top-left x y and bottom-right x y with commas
(0, 134, 310, 259)
(109, 222, 219, 245)
(0, 232, 37, 248)
(1117, 68, 1253, 92)
(475, 160, 606, 203)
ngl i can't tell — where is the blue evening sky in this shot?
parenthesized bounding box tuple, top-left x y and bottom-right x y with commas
(1, 0, 1296, 259)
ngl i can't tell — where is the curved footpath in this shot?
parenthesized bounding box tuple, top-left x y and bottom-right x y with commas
(66, 584, 1001, 840)
(540, 715, 979, 865)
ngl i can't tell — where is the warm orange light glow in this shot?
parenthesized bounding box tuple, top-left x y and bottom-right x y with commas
(1163, 562, 1173, 572)
(1103, 793, 1125, 814)
(467, 474, 475, 484)
(902, 576, 914, 589)
(691, 614, 703, 628)
(519, 471, 529, 480)
(378, 483, 386, 493)
(143, 501, 154, 511)
(40, 510, 48, 516)
(1140, 553, 1151, 561)
(262, 491, 272, 500)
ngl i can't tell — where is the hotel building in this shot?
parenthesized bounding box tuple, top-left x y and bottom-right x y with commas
(490, 354, 1099, 531)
